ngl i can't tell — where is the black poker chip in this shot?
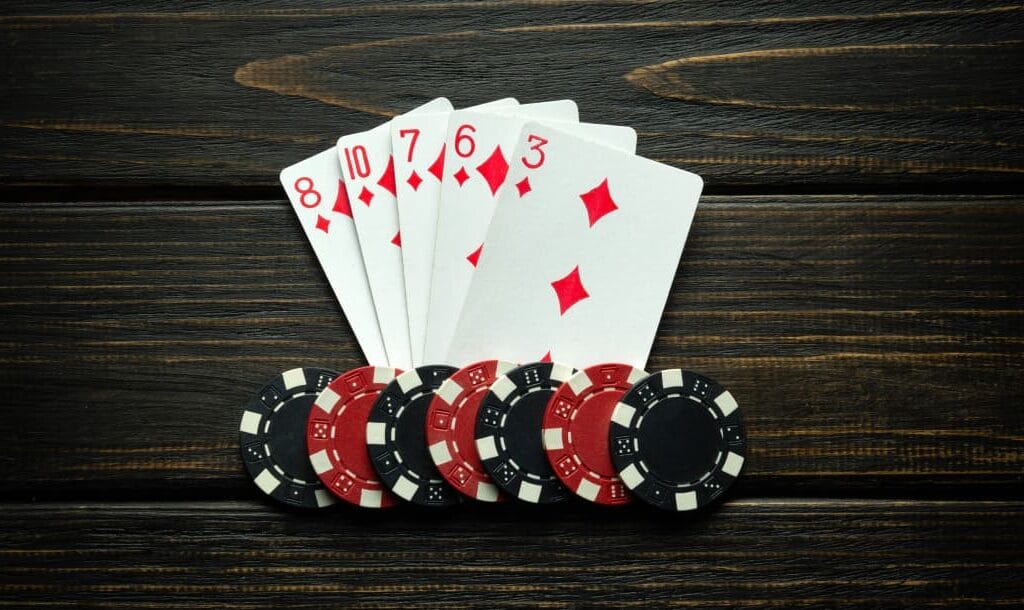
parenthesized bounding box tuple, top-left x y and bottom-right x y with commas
(366, 365, 462, 507)
(609, 369, 746, 512)
(239, 367, 339, 509)
(475, 361, 576, 504)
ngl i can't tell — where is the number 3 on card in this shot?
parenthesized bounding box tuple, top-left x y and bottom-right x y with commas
(521, 134, 548, 169)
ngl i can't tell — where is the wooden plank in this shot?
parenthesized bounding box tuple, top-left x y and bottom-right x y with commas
(0, 194, 1020, 497)
(0, 499, 1020, 607)
(1, 1, 1023, 189)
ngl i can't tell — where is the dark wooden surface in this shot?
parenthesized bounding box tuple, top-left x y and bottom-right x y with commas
(1, 1, 1022, 608)
(1, 500, 1021, 608)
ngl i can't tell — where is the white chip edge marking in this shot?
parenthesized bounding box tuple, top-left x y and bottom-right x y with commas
(567, 370, 593, 395)
(722, 451, 745, 477)
(661, 368, 684, 389)
(490, 376, 515, 401)
(360, 489, 383, 508)
(675, 490, 698, 511)
(542, 428, 564, 451)
(366, 421, 387, 445)
(611, 403, 636, 428)
(576, 478, 600, 502)
(619, 464, 643, 490)
(550, 362, 574, 383)
(495, 360, 516, 376)
(253, 468, 281, 495)
(436, 378, 463, 405)
(282, 368, 306, 390)
(314, 387, 340, 414)
(429, 440, 453, 466)
(397, 369, 423, 393)
(309, 449, 333, 475)
(715, 390, 739, 417)
(239, 410, 262, 435)
(476, 436, 499, 461)
(392, 475, 419, 501)
(518, 481, 542, 503)
(314, 488, 336, 507)
(627, 368, 649, 384)
(476, 482, 500, 502)
(373, 367, 398, 385)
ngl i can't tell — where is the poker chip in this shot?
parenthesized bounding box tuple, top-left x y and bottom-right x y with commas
(239, 367, 339, 509)
(476, 361, 576, 504)
(426, 360, 516, 502)
(542, 363, 647, 505)
(306, 366, 402, 509)
(367, 365, 462, 507)
(610, 369, 746, 512)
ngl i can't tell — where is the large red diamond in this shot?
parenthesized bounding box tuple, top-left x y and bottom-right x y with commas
(315, 214, 330, 233)
(515, 177, 531, 198)
(476, 146, 509, 196)
(551, 265, 590, 316)
(391, 231, 402, 247)
(358, 186, 374, 206)
(579, 177, 619, 227)
(407, 170, 423, 191)
(427, 144, 446, 181)
(466, 243, 483, 267)
(453, 166, 470, 186)
(377, 155, 397, 196)
(331, 180, 352, 218)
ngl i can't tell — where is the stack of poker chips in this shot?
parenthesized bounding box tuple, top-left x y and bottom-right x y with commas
(239, 361, 746, 512)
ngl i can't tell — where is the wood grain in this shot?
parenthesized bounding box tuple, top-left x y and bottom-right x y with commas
(1, 0, 1023, 188)
(0, 500, 1021, 608)
(0, 194, 1020, 498)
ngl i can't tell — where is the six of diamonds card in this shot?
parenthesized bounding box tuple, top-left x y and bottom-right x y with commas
(280, 97, 703, 370)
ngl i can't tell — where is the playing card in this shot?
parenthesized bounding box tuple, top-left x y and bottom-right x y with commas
(421, 101, 582, 364)
(391, 98, 518, 365)
(337, 97, 453, 370)
(423, 110, 638, 364)
(446, 122, 703, 369)
(280, 147, 388, 366)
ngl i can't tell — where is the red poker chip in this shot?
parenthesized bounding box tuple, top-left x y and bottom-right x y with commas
(306, 366, 402, 508)
(542, 363, 648, 505)
(426, 360, 515, 502)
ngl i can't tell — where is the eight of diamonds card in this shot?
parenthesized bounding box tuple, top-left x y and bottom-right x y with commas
(446, 121, 703, 369)
(280, 147, 389, 366)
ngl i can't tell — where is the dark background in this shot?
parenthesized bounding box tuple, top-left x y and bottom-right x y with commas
(1, 1, 1022, 607)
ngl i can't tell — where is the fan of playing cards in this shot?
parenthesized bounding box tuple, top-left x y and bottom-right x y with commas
(280, 97, 703, 370)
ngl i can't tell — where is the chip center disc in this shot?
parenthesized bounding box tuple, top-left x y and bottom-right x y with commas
(270, 393, 319, 482)
(640, 396, 720, 483)
(568, 388, 618, 474)
(396, 393, 435, 479)
(334, 392, 378, 480)
(504, 390, 551, 475)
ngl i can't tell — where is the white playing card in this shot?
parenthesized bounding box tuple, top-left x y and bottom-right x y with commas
(280, 148, 388, 366)
(391, 98, 518, 365)
(337, 97, 453, 370)
(424, 110, 638, 364)
(422, 100, 581, 364)
(446, 122, 703, 369)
